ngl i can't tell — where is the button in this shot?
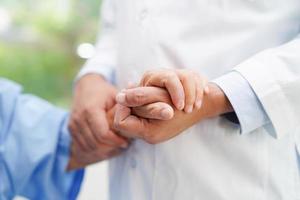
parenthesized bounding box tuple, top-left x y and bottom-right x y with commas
(130, 157, 137, 168)
(139, 9, 148, 21)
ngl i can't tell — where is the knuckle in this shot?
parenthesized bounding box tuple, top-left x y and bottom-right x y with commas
(180, 75, 189, 83)
(82, 105, 95, 116)
(131, 90, 145, 104)
(141, 70, 155, 85)
(162, 72, 176, 85)
(113, 120, 123, 130)
(166, 71, 176, 79)
(99, 132, 111, 141)
(148, 107, 157, 117)
(70, 114, 80, 125)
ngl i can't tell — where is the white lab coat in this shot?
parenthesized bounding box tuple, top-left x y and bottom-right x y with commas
(84, 0, 300, 199)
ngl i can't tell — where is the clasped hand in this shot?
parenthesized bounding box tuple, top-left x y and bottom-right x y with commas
(114, 69, 209, 144)
(68, 69, 218, 169)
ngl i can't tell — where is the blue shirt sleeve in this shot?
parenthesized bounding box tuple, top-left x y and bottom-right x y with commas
(212, 71, 271, 134)
(0, 78, 84, 200)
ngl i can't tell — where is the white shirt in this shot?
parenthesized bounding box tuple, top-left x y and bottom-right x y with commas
(79, 0, 300, 199)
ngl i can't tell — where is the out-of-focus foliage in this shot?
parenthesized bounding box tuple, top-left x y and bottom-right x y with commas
(0, 0, 102, 106)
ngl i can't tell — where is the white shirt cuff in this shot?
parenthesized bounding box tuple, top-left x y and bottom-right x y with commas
(212, 71, 270, 134)
(76, 64, 115, 84)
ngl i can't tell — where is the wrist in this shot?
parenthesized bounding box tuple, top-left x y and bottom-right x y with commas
(195, 83, 233, 120)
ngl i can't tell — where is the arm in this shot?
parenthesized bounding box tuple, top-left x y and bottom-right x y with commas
(116, 30, 300, 142)
(69, 0, 129, 152)
(233, 34, 300, 139)
(0, 79, 83, 200)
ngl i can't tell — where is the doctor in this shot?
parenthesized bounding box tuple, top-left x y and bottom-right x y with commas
(71, 0, 300, 199)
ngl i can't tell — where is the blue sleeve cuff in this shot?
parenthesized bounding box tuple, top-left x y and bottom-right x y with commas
(212, 71, 270, 134)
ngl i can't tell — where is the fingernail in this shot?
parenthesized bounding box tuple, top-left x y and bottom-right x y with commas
(116, 93, 126, 104)
(195, 100, 202, 109)
(185, 105, 193, 113)
(161, 108, 172, 119)
(121, 143, 128, 149)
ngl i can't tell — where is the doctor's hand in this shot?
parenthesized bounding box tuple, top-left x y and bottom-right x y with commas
(114, 84, 233, 144)
(69, 74, 129, 152)
(139, 69, 209, 113)
(114, 87, 197, 144)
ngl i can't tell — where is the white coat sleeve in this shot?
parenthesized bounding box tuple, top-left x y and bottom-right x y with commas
(213, 71, 270, 134)
(76, 0, 117, 84)
(233, 34, 300, 140)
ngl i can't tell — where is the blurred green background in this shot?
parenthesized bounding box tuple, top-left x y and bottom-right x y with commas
(0, 0, 102, 107)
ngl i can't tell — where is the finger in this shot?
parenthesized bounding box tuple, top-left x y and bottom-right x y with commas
(104, 130, 129, 148)
(116, 87, 171, 107)
(106, 107, 131, 148)
(132, 102, 174, 120)
(78, 119, 99, 150)
(194, 75, 205, 109)
(177, 71, 196, 113)
(69, 122, 90, 152)
(142, 71, 185, 110)
(86, 109, 128, 147)
(114, 104, 148, 139)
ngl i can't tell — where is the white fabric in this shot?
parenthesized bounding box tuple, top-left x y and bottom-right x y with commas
(80, 0, 300, 199)
(213, 71, 270, 134)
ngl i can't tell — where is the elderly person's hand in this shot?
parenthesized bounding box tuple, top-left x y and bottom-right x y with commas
(69, 74, 129, 152)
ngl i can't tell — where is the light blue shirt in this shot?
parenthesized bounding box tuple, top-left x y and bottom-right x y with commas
(0, 78, 84, 200)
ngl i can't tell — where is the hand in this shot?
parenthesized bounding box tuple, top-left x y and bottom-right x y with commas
(69, 74, 129, 152)
(116, 86, 174, 120)
(67, 93, 175, 170)
(140, 69, 209, 113)
(114, 84, 233, 144)
(67, 109, 122, 170)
